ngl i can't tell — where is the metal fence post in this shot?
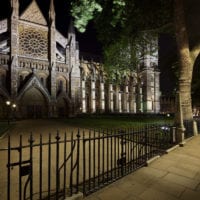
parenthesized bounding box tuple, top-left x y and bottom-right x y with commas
(145, 126, 148, 162)
(29, 134, 34, 200)
(7, 135, 11, 200)
(70, 131, 74, 196)
(172, 127, 176, 143)
(39, 134, 42, 200)
(76, 129, 81, 193)
(19, 135, 22, 200)
(83, 131, 86, 194)
(63, 132, 67, 197)
(55, 131, 60, 199)
(48, 134, 51, 200)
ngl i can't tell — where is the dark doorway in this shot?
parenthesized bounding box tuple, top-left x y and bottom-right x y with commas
(27, 105, 42, 118)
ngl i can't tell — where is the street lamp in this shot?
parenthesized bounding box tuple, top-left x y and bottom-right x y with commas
(6, 101, 11, 106)
(12, 104, 16, 121)
(6, 101, 11, 124)
(5, 101, 17, 124)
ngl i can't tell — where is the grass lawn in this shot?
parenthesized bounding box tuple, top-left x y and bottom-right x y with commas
(0, 121, 15, 138)
(0, 121, 9, 137)
(64, 114, 174, 129)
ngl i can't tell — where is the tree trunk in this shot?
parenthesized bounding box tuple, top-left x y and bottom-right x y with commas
(174, 0, 193, 120)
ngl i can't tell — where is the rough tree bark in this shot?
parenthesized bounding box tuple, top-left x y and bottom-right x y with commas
(174, 0, 193, 120)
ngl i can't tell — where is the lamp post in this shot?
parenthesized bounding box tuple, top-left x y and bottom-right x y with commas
(12, 103, 16, 121)
(6, 101, 11, 125)
(5, 101, 17, 124)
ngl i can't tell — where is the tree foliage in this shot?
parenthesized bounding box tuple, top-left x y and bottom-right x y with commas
(71, 0, 173, 75)
(103, 32, 158, 82)
(71, 0, 199, 120)
(71, 0, 102, 32)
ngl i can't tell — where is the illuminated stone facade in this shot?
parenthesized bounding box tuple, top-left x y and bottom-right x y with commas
(0, 0, 160, 118)
(80, 59, 160, 114)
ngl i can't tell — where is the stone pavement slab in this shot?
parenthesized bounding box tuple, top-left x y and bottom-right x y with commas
(150, 179, 185, 198)
(167, 166, 198, 179)
(96, 185, 130, 200)
(84, 135, 200, 200)
(180, 188, 200, 200)
(163, 173, 199, 190)
(139, 188, 178, 200)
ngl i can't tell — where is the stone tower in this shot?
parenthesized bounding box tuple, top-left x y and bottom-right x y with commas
(0, 0, 81, 118)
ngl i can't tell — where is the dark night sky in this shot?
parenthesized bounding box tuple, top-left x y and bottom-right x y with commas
(159, 35, 177, 95)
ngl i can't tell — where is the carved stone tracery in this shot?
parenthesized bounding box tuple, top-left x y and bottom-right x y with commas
(19, 26, 48, 59)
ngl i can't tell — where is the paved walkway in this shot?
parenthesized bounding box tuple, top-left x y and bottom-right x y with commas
(84, 136, 200, 200)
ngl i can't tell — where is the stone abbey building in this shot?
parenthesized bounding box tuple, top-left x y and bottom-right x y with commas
(0, 0, 160, 118)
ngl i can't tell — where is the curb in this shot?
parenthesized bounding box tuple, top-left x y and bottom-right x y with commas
(165, 144, 179, 153)
(65, 192, 83, 200)
(146, 155, 160, 166)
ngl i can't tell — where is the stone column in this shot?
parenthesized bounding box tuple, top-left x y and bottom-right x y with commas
(154, 70, 161, 113)
(10, 0, 19, 99)
(68, 20, 81, 115)
(114, 85, 119, 112)
(90, 80, 96, 113)
(126, 85, 129, 113)
(119, 92, 122, 113)
(122, 86, 126, 113)
(109, 84, 114, 112)
(100, 82, 105, 112)
(142, 69, 154, 113)
(140, 86, 143, 113)
(49, 0, 57, 117)
(129, 84, 136, 113)
(81, 79, 86, 113)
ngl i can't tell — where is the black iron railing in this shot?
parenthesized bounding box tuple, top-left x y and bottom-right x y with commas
(184, 120, 194, 139)
(194, 118, 200, 134)
(0, 125, 177, 200)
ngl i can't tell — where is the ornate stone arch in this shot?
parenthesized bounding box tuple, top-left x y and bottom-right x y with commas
(17, 74, 51, 103)
(56, 75, 68, 95)
(17, 75, 51, 118)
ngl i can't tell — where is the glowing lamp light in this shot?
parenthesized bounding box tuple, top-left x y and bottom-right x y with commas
(6, 101, 11, 106)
